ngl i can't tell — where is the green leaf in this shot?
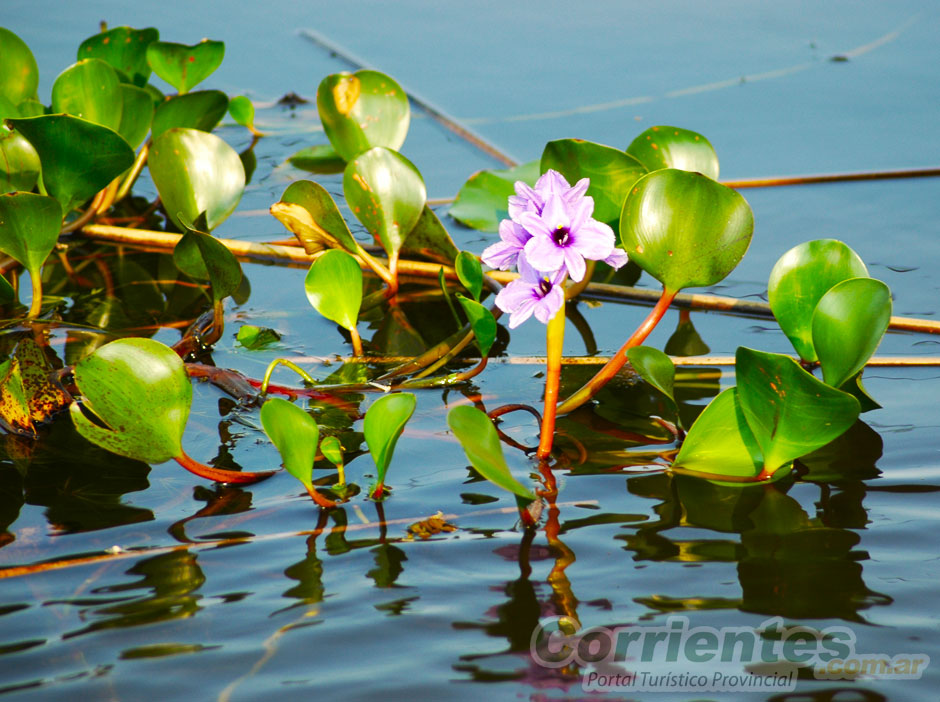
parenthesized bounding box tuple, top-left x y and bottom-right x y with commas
(446, 405, 537, 500)
(69, 338, 191, 463)
(7, 114, 135, 213)
(400, 205, 460, 266)
(0, 28, 39, 105)
(627, 346, 676, 405)
(151, 90, 228, 138)
(0, 273, 14, 303)
(228, 95, 255, 129)
(364, 392, 416, 488)
(317, 70, 409, 161)
(149, 127, 244, 231)
(736, 347, 859, 476)
(288, 143, 346, 174)
(271, 180, 358, 254)
(455, 250, 483, 301)
(455, 294, 497, 357)
(0, 129, 40, 193)
(172, 217, 243, 302)
(236, 324, 281, 350)
(838, 372, 881, 413)
(672, 387, 764, 479)
(51, 59, 123, 132)
(541, 139, 647, 225)
(146, 40, 225, 95)
(343, 147, 426, 257)
(0, 192, 63, 278)
(260, 397, 319, 488)
(304, 249, 363, 332)
(320, 435, 344, 467)
(448, 160, 540, 231)
(767, 239, 869, 362)
(620, 168, 753, 294)
(117, 83, 155, 149)
(626, 126, 719, 180)
(812, 277, 891, 389)
(77, 26, 159, 87)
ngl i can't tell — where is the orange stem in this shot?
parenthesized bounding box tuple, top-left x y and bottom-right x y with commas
(175, 450, 276, 484)
(536, 299, 567, 460)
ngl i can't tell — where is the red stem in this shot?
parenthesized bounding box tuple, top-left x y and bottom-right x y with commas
(175, 450, 276, 485)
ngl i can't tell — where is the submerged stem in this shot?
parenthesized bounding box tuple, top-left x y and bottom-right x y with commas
(537, 299, 567, 460)
(556, 287, 678, 415)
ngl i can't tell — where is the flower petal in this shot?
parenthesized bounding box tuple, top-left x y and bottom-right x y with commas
(563, 247, 586, 282)
(524, 233, 565, 273)
(604, 247, 630, 270)
(533, 286, 565, 324)
(518, 211, 554, 239)
(540, 194, 571, 231)
(508, 297, 539, 328)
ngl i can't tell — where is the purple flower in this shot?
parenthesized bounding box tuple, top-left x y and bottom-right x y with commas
(520, 193, 618, 283)
(481, 219, 531, 271)
(495, 255, 566, 329)
(507, 170, 589, 220)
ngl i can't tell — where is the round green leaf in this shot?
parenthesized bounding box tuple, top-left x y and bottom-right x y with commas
(260, 397, 319, 488)
(173, 223, 243, 303)
(343, 147, 426, 257)
(0, 129, 40, 193)
(627, 345, 676, 405)
(151, 90, 228, 139)
(236, 324, 281, 350)
(455, 250, 483, 301)
(304, 249, 363, 332)
(0, 192, 62, 278)
(455, 294, 497, 358)
(736, 347, 860, 475)
(448, 160, 540, 232)
(149, 127, 244, 231)
(400, 205, 461, 266)
(77, 26, 159, 87)
(52, 59, 124, 132)
(620, 168, 753, 293)
(812, 277, 892, 388)
(447, 405, 537, 501)
(69, 338, 191, 464)
(767, 239, 868, 362)
(0, 28, 39, 105)
(364, 392, 416, 485)
(288, 143, 346, 174)
(673, 387, 764, 479)
(272, 180, 358, 254)
(146, 40, 225, 95)
(117, 83, 155, 149)
(228, 95, 255, 129)
(7, 114, 135, 213)
(541, 139, 647, 225)
(626, 126, 719, 180)
(317, 70, 409, 161)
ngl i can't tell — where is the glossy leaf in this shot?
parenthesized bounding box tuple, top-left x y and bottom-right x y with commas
(0, 27, 39, 105)
(455, 250, 483, 301)
(736, 347, 859, 476)
(343, 147, 426, 257)
(364, 392, 416, 488)
(541, 139, 647, 225)
(69, 338, 191, 463)
(400, 205, 460, 266)
(172, 217, 243, 302)
(288, 143, 346, 174)
(317, 70, 409, 161)
(767, 239, 869, 362)
(77, 26, 159, 87)
(620, 168, 753, 293)
(304, 249, 363, 332)
(117, 83, 155, 148)
(627, 346, 676, 405)
(0, 129, 40, 193)
(260, 397, 319, 488)
(0, 192, 63, 278)
(7, 114, 135, 213)
(272, 180, 358, 254)
(626, 126, 719, 180)
(456, 294, 497, 357)
(838, 371, 881, 413)
(672, 387, 763, 478)
(448, 160, 540, 231)
(446, 405, 537, 500)
(812, 277, 892, 388)
(149, 127, 244, 231)
(236, 325, 281, 350)
(51, 59, 123, 132)
(12, 338, 70, 427)
(228, 95, 255, 129)
(146, 40, 225, 95)
(151, 90, 228, 138)
(320, 435, 344, 467)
